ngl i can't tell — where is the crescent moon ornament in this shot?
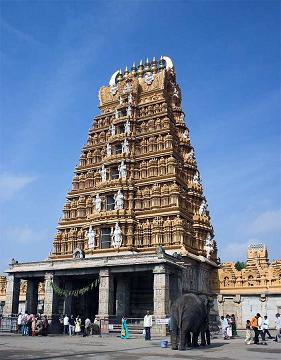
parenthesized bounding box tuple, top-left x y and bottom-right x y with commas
(162, 56, 174, 70)
(109, 70, 119, 86)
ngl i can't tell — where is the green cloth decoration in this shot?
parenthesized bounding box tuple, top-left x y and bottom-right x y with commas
(50, 278, 99, 297)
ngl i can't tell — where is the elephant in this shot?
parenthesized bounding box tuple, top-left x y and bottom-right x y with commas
(170, 293, 209, 350)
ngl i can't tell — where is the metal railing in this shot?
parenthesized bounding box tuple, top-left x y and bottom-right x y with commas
(0, 316, 18, 333)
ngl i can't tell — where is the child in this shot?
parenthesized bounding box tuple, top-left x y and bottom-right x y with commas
(245, 320, 251, 345)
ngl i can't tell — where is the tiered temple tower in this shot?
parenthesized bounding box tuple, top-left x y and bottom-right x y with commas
(51, 56, 217, 262)
(4, 57, 219, 333)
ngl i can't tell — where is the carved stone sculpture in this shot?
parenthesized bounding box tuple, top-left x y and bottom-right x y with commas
(118, 160, 127, 179)
(111, 223, 122, 248)
(114, 189, 124, 210)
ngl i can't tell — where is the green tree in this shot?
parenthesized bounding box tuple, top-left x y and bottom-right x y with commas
(235, 261, 246, 271)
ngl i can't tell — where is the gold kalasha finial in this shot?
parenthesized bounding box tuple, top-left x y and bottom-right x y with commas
(151, 57, 158, 74)
(144, 58, 151, 73)
(117, 69, 123, 82)
(131, 62, 137, 77)
(124, 66, 129, 78)
(137, 60, 144, 78)
(158, 56, 165, 70)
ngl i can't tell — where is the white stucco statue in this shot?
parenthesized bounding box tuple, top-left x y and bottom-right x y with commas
(106, 143, 112, 156)
(128, 93, 133, 104)
(115, 110, 119, 120)
(118, 160, 127, 179)
(114, 189, 124, 210)
(110, 123, 116, 135)
(111, 223, 122, 248)
(188, 148, 195, 160)
(99, 165, 107, 182)
(127, 105, 132, 117)
(183, 128, 189, 140)
(124, 119, 131, 134)
(204, 233, 214, 259)
(199, 199, 208, 216)
(180, 113, 185, 122)
(193, 171, 200, 184)
(122, 139, 129, 154)
(119, 96, 123, 105)
(94, 193, 102, 212)
(86, 225, 96, 249)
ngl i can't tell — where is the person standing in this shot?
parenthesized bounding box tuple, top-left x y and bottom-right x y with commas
(69, 315, 75, 336)
(262, 316, 273, 339)
(257, 314, 267, 345)
(84, 317, 91, 336)
(63, 314, 69, 335)
(42, 315, 49, 336)
(17, 313, 23, 334)
(31, 315, 36, 336)
(226, 315, 232, 338)
(231, 314, 237, 337)
(143, 311, 153, 341)
(251, 313, 260, 344)
(245, 320, 251, 345)
(274, 313, 281, 342)
(75, 315, 81, 335)
(121, 316, 129, 339)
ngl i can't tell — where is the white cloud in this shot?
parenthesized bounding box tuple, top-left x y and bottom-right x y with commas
(0, 173, 37, 202)
(1, 225, 48, 245)
(247, 209, 281, 234)
(219, 240, 252, 262)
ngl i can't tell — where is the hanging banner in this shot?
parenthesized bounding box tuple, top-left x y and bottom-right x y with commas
(50, 278, 99, 297)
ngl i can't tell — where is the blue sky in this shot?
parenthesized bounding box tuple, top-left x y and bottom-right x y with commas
(0, 0, 280, 273)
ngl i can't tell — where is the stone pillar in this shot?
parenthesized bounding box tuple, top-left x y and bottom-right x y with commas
(98, 269, 114, 316)
(97, 269, 114, 333)
(116, 276, 130, 317)
(26, 279, 39, 314)
(3, 275, 20, 315)
(64, 279, 73, 316)
(153, 265, 170, 336)
(44, 273, 61, 333)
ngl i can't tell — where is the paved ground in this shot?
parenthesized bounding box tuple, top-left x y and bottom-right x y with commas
(0, 333, 280, 360)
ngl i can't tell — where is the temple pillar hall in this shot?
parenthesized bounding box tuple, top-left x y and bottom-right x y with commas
(26, 278, 39, 314)
(3, 275, 20, 315)
(98, 268, 114, 317)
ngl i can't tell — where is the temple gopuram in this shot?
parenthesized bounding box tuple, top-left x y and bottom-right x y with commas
(2, 56, 280, 331)
(3, 56, 217, 332)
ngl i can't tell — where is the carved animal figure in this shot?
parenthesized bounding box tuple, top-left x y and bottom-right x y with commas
(170, 293, 209, 350)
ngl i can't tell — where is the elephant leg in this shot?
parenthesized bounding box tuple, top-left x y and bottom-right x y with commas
(171, 326, 178, 350)
(192, 331, 200, 347)
(178, 329, 186, 351)
(186, 331, 192, 349)
(201, 330, 206, 346)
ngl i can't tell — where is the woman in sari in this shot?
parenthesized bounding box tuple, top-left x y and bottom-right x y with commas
(231, 314, 237, 337)
(121, 316, 129, 339)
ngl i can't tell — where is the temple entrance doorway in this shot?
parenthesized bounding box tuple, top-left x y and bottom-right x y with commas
(62, 275, 99, 320)
(114, 271, 153, 318)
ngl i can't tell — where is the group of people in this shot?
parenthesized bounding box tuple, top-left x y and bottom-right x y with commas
(245, 313, 281, 345)
(220, 314, 237, 340)
(62, 314, 100, 336)
(17, 311, 48, 336)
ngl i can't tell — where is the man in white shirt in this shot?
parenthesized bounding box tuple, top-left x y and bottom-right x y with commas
(63, 314, 69, 335)
(17, 313, 23, 334)
(262, 316, 273, 339)
(143, 311, 153, 340)
(274, 313, 281, 342)
(257, 315, 267, 345)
